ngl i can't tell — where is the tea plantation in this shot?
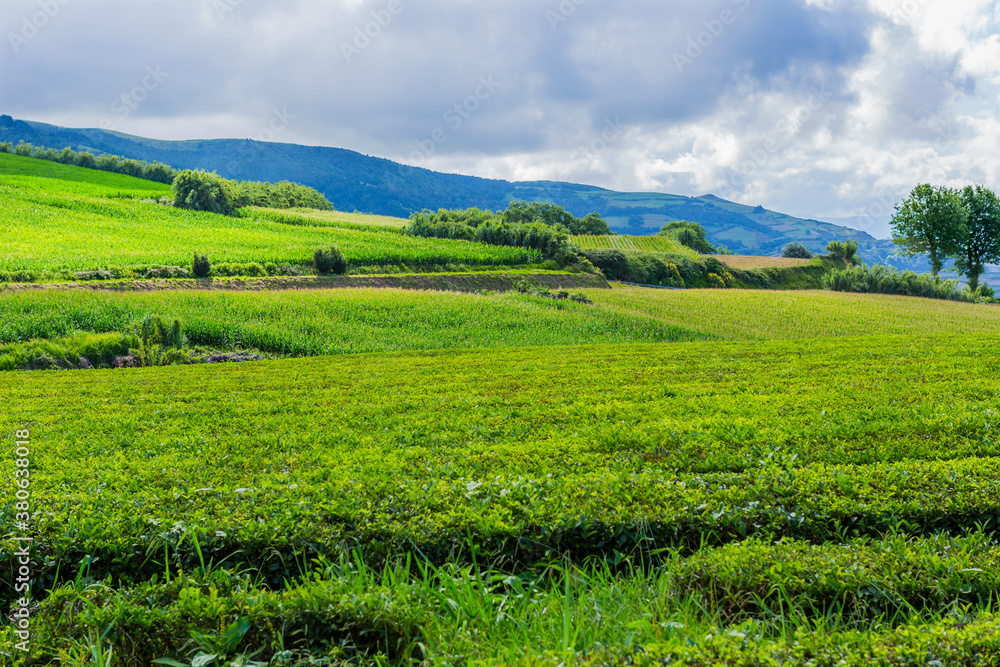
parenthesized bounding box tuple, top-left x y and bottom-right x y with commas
(2, 154, 1000, 666)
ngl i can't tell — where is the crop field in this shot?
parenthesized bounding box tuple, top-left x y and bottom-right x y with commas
(0, 289, 705, 356)
(0, 155, 536, 275)
(4, 153, 1000, 665)
(3, 335, 1000, 664)
(710, 254, 811, 270)
(587, 285, 1000, 340)
(572, 233, 698, 258)
(281, 207, 409, 228)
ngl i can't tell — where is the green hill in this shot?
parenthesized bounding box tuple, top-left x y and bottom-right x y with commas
(2, 116, 914, 266)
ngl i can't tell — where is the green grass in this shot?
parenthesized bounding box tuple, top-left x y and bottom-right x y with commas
(0, 154, 538, 275)
(4, 335, 1000, 663)
(572, 233, 698, 259)
(586, 286, 1000, 340)
(0, 289, 705, 356)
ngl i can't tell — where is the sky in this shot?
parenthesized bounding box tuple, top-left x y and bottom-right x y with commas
(2, 0, 999, 238)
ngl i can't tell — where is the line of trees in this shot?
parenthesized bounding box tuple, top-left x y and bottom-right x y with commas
(891, 184, 1000, 289)
(1, 140, 334, 214)
(1, 140, 176, 183)
(405, 202, 612, 259)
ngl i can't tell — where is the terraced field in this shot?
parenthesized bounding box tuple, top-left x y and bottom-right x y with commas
(572, 233, 698, 258)
(3, 152, 1000, 666)
(0, 155, 537, 275)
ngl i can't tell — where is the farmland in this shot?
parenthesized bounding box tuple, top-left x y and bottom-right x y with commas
(572, 233, 697, 258)
(0, 155, 537, 275)
(3, 153, 1000, 665)
(4, 336, 1000, 664)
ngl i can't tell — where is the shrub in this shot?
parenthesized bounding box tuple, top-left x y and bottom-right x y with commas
(782, 242, 813, 259)
(74, 270, 113, 282)
(314, 245, 347, 275)
(708, 273, 727, 288)
(172, 169, 235, 215)
(827, 240, 861, 265)
(143, 266, 190, 280)
(192, 254, 211, 279)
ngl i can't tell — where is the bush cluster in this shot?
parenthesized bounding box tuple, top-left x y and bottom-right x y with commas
(404, 202, 611, 259)
(823, 263, 996, 303)
(782, 242, 814, 259)
(314, 245, 348, 275)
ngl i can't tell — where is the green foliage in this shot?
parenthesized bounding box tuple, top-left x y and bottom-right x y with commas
(825, 239, 861, 265)
(890, 184, 967, 276)
(0, 289, 702, 358)
(172, 170, 235, 215)
(192, 254, 211, 279)
(822, 264, 985, 302)
(313, 245, 347, 275)
(955, 185, 1000, 290)
(659, 220, 717, 254)
(0, 154, 535, 274)
(501, 201, 612, 235)
(0, 332, 137, 370)
(572, 233, 699, 259)
(782, 242, 813, 259)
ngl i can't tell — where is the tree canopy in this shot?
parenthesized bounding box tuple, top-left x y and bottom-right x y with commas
(890, 184, 966, 277)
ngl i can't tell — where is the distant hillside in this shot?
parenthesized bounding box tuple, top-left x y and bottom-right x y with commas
(1, 116, 917, 268)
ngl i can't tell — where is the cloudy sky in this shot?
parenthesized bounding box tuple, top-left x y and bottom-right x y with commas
(3, 0, 999, 238)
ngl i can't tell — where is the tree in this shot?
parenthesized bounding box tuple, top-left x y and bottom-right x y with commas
(172, 169, 235, 215)
(782, 242, 813, 259)
(826, 240, 860, 265)
(890, 184, 966, 277)
(955, 185, 1000, 290)
(659, 220, 717, 254)
(501, 201, 611, 235)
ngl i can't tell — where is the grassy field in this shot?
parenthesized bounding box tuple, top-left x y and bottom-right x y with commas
(572, 233, 698, 259)
(0, 289, 704, 356)
(709, 254, 810, 270)
(4, 335, 1000, 664)
(587, 285, 1000, 340)
(0, 154, 537, 275)
(4, 152, 1000, 665)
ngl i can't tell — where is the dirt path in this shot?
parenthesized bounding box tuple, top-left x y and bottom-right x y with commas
(0, 272, 610, 294)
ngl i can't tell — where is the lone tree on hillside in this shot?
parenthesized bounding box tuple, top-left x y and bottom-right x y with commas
(890, 184, 966, 277)
(955, 185, 1000, 290)
(172, 169, 235, 216)
(782, 242, 813, 259)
